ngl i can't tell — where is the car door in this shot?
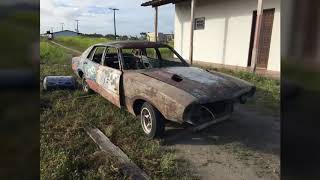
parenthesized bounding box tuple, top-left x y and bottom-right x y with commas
(96, 46, 122, 107)
(83, 46, 106, 92)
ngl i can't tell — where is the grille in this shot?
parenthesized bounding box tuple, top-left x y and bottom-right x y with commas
(187, 101, 233, 125)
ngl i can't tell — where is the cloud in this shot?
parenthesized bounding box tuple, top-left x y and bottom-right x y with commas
(40, 0, 175, 36)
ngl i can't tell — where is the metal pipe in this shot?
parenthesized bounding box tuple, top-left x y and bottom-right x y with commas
(193, 114, 231, 132)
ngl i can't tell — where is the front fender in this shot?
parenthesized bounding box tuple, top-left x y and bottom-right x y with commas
(123, 72, 197, 123)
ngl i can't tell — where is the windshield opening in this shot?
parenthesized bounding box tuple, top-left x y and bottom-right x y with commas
(121, 47, 188, 70)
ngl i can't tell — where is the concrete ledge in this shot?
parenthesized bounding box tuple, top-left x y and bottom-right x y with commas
(85, 127, 150, 180)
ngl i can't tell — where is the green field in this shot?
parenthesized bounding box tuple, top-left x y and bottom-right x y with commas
(40, 39, 195, 179)
(55, 36, 113, 51)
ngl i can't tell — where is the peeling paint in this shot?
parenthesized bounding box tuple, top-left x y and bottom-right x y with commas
(73, 41, 256, 124)
(166, 66, 224, 84)
(96, 66, 121, 94)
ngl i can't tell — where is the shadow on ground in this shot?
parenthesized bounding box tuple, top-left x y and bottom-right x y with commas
(163, 103, 280, 156)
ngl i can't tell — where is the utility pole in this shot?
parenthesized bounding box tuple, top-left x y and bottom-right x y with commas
(51, 27, 54, 33)
(109, 8, 119, 40)
(75, 20, 80, 33)
(60, 23, 64, 31)
(154, 6, 158, 42)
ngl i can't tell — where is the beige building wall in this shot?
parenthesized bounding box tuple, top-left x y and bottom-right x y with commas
(174, 0, 280, 71)
(147, 32, 166, 42)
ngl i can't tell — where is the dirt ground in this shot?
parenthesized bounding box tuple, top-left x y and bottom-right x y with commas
(163, 104, 280, 180)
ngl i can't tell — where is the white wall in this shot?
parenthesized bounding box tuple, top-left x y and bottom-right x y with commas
(174, 0, 280, 71)
(267, 8, 281, 71)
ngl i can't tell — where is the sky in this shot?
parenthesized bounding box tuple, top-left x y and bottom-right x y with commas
(40, 0, 175, 36)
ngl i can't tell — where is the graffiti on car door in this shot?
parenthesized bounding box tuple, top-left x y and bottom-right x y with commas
(96, 66, 121, 94)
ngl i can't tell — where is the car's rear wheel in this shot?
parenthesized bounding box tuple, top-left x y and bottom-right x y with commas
(82, 77, 93, 94)
(140, 102, 165, 138)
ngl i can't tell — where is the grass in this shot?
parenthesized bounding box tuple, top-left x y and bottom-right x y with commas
(55, 36, 112, 51)
(167, 40, 174, 47)
(40, 41, 72, 65)
(40, 39, 196, 179)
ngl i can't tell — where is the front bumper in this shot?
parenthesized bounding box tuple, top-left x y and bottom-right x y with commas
(183, 86, 255, 126)
(183, 100, 234, 126)
(192, 114, 231, 132)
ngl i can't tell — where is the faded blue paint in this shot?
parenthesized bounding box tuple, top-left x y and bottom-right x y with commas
(83, 60, 98, 81)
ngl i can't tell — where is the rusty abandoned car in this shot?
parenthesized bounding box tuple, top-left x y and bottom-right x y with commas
(71, 41, 255, 138)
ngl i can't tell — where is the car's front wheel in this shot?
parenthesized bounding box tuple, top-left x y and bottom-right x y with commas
(140, 102, 165, 138)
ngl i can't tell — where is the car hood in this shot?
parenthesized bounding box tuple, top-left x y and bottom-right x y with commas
(140, 66, 254, 102)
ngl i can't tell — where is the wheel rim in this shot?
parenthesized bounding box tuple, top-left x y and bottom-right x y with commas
(141, 107, 152, 134)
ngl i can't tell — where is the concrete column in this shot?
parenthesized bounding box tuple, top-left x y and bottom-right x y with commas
(189, 0, 196, 65)
(154, 6, 158, 42)
(251, 0, 264, 72)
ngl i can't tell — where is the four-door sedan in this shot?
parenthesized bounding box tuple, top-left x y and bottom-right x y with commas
(72, 41, 255, 138)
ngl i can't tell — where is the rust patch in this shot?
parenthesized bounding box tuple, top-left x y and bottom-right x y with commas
(86, 79, 100, 92)
(99, 87, 121, 107)
(123, 71, 196, 122)
(72, 63, 78, 71)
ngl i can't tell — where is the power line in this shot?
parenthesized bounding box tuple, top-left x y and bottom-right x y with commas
(109, 8, 119, 40)
(60, 23, 64, 31)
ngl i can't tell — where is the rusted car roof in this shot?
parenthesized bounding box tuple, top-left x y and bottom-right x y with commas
(96, 41, 168, 49)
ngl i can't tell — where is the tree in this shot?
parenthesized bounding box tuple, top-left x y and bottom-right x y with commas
(129, 36, 139, 40)
(105, 34, 115, 39)
(140, 32, 147, 40)
(120, 35, 128, 40)
(83, 33, 104, 38)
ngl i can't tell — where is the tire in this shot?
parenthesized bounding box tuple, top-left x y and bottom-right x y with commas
(140, 102, 165, 138)
(82, 77, 93, 94)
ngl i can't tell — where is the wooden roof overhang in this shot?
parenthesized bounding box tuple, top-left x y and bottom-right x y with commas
(141, 0, 188, 7)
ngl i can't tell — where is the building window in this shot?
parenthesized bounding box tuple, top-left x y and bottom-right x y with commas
(194, 17, 205, 30)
